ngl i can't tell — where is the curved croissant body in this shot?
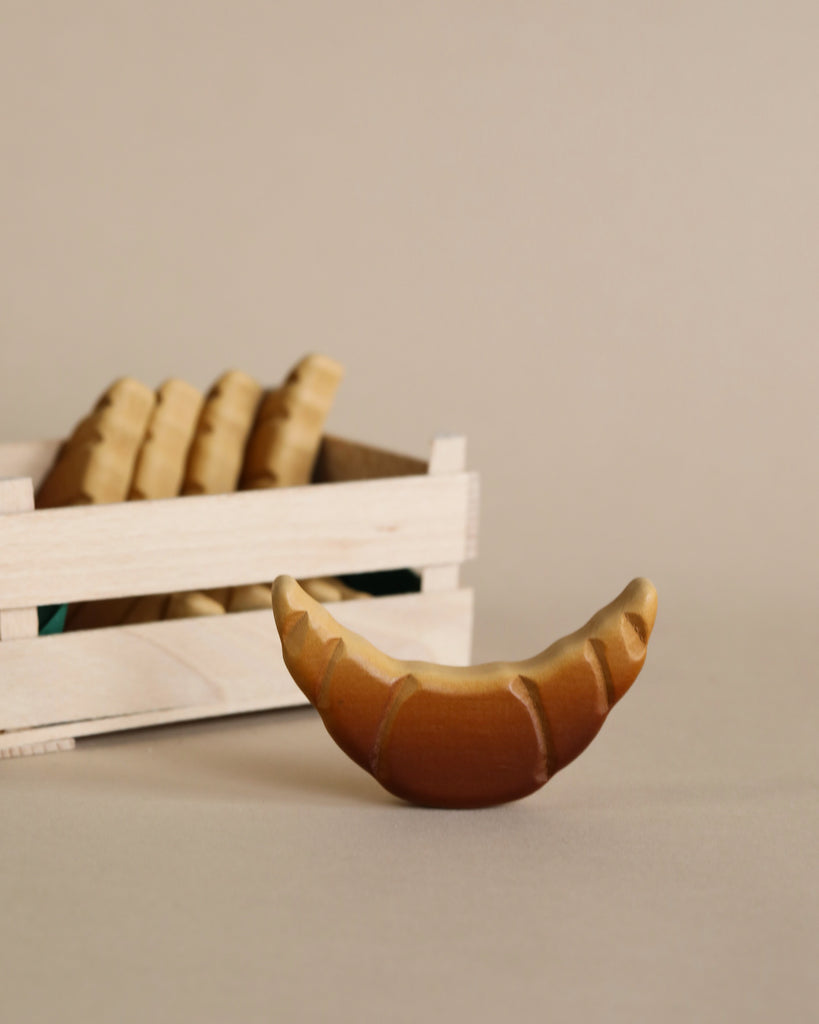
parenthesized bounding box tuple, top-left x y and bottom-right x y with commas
(271, 575, 658, 808)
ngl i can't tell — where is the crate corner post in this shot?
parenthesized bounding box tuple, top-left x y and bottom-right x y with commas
(0, 476, 76, 758)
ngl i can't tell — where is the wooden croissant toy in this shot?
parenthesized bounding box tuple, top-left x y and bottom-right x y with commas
(271, 574, 658, 808)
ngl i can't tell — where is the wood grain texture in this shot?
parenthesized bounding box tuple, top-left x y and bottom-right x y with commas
(0, 430, 476, 756)
(0, 472, 477, 609)
(272, 575, 657, 808)
(421, 435, 472, 593)
(0, 589, 473, 753)
(0, 478, 38, 641)
(312, 434, 427, 483)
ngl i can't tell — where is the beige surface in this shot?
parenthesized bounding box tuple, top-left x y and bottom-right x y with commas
(0, 2, 817, 1021)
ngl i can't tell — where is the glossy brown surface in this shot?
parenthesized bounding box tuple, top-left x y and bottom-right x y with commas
(272, 574, 658, 807)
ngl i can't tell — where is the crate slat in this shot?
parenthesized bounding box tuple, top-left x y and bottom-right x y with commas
(0, 431, 478, 758)
(0, 478, 39, 640)
(0, 472, 477, 609)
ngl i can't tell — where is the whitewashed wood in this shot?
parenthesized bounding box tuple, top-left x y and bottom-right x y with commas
(0, 472, 477, 609)
(0, 479, 39, 640)
(422, 436, 469, 593)
(427, 435, 468, 476)
(420, 565, 461, 592)
(0, 439, 61, 489)
(0, 589, 474, 755)
(0, 432, 477, 758)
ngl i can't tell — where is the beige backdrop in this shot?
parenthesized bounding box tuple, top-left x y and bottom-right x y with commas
(1, 3, 816, 1022)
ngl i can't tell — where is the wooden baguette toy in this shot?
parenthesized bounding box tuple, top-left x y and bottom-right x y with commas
(181, 370, 262, 496)
(165, 369, 262, 620)
(128, 378, 204, 500)
(271, 574, 658, 808)
(36, 377, 155, 509)
(226, 576, 368, 615)
(118, 379, 204, 624)
(299, 577, 368, 603)
(240, 353, 344, 490)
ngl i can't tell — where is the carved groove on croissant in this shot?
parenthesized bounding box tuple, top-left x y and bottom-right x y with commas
(271, 574, 658, 808)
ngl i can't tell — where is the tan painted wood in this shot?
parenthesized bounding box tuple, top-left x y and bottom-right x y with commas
(35, 378, 156, 508)
(231, 354, 344, 611)
(0, 589, 473, 755)
(242, 355, 344, 489)
(0, 472, 476, 609)
(128, 378, 204, 500)
(0, 478, 39, 641)
(168, 370, 263, 615)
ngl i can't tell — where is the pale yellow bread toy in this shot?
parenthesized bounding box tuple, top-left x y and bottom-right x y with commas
(299, 576, 368, 603)
(272, 575, 658, 809)
(121, 593, 171, 623)
(37, 376, 154, 633)
(128, 378, 204, 500)
(36, 378, 156, 509)
(165, 590, 226, 619)
(226, 576, 367, 615)
(228, 354, 350, 612)
(164, 370, 263, 620)
(240, 353, 344, 489)
(119, 379, 206, 624)
(182, 370, 262, 497)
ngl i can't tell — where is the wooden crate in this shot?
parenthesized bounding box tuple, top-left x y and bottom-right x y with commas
(0, 433, 478, 757)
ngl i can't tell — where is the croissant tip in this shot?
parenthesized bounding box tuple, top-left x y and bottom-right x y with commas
(627, 577, 658, 640)
(271, 574, 301, 627)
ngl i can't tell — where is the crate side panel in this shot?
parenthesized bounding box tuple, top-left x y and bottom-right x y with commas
(0, 589, 474, 737)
